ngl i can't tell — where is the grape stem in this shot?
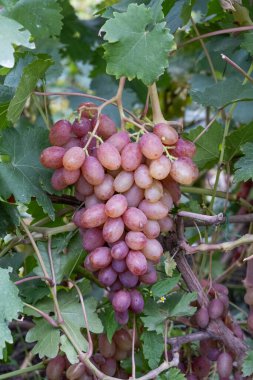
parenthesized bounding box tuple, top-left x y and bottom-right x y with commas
(0, 362, 45, 380)
(221, 54, 253, 84)
(15, 275, 54, 287)
(183, 213, 253, 227)
(167, 331, 212, 352)
(23, 303, 58, 328)
(131, 315, 136, 379)
(149, 83, 166, 124)
(178, 211, 224, 224)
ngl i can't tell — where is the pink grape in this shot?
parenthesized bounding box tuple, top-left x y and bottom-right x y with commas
(112, 259, 127, 273)
(119, 271, 139, 288)
(149, 155, 171, 180)
(84, 254, 97, 272)
(110, 279, 122, 292)
(103, 217, 125, 243)
(106, 131, 130, 152)
(134, 164, 153, 189)
(49, 119, 72, 146)
(80, 134, 97, 155)
(64, 137, 83, 149)
(111, 241, 129, 260)
(81, 156, 105, 185)
(85, 194, 102, 208)
(195, 306, 209, 328)
(51, 168, 67, 190)
(142, 239, 163, 262)
(123, 184, 144, 207)
(126, 250, 147, 276)
(72, 117, 91, 137)
(159, 216, 174, 232)
(93, 353, 106, 365)
(161, 190, 173, 209)
(114, 171, 134, 193)
(97, 142, 121, 170)
(82, 228, 105, 251)
(73, 209, 85, 228)
(112, 290, 131, 312)
(130, 289, 144, 313)
(143, 220, 160, 238)
(96, 114, 117, 139)
(40, 146, 65, 169)
(125, 231, 147, 250)
(105, 194, 128, 218)
(153, 123, 179, 145)
(208, 298, 224, 319)
(98, 266, 117, 286)
(66, 363, 86, 380)
(115, 310, 129, 325)
(144, 180, 163, 202)
(75, 190, 85, 201)
(113, 329, 132, 350)
(75, 176, 93, 196)
(170, 157, 199, 185)
(98, 334, 116, 358)
(217, 352, 233, 378)
(173, 138, 196, 158)
(140, 262, 157, 284)
(62, 168, 80, 185)
(121, 143, 142, 171)
(139, 199, 168, 220)
(46, 356, 66, 380)
(94, 174, 114, 201)
(63, 147, 85, 171)
(139, 133, 163, 159)
(80, 204, 107, 228)
(78, 102, 98, 119)
(162, 176, 181, 204)
(212, 283, 229, 295)
(90, 247, 112, 269)
(123, 207, 147, 231)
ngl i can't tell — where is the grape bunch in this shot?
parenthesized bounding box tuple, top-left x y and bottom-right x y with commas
(40, 102, 198, 324)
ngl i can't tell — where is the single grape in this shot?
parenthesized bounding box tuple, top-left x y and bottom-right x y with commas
(78, 102, 98, 119)
(62, 168, 80, 185)
(94, 174, 114, 201)
(140, 262, 157, 284)
(217, 352, 233, 378)
(159, 216, 174, 233)
(75, 190, 85, 201)
(149, 155, 171, 180)
(130, 289, 144, 313)
(110, 279, 122, 292)
(144, 180, 163, 203)
(111, 259, 127, 273)
(72, 117, 91, 137)
(75, 175, 93, 196)
(208, 298, 224, 319)
(103, 217, 125, 243)
(106, 131, 130, 152)
(51, 168, 67, 190)
(123, 207, 147, 231)
(121, 143, 143, 171)
(105, 194, 128, 218)
(119, 271, 139, 288)
(192, 356, 211, 378)
(111, 241, 129, 260)
(97, 142, 121, 170)
(247, 310, 253, 330)
(84, 254, 97, 272)
(80, 204, 107, 228)
(126, 250, 147, 276)
(85, 194, 102, 208)
(64, 137, 83, 149)
(113, 328, 132, 351)
(115, 310, 129, 325)
(73, 209, 85, 228)
(170, 157, 199, 185)
(162, 176, 181, 204)
(134, 164, 153, 189)
(98, 334, 116, 358)
(123, 184, 144, 207)
(125, 231, 147, 250)
(160, 190, 173, 209)
(112, 290, 131, 312)
(82, 228, 105, 251)
(81, 156, 105, 185)
(143, 220, 160, 239)
(46, 356, 66, 380)
(153, 122, 179, 145)
(195, 306, 209, 328)
(114, 171, 134, 193)
(142, 238, 163, 262)
(96, 114, 117, 139)
(63, 147, 85, 171)
(90, 246, 112, 269)
(212, 283, 229, 295)
(139, 133, 164, 159)
(173, 138, 196, 158)
(40, 146, 65, 169)
(139, 199, 169, 220)
(66, 363, 86, 380)
(49, 120, 72, 146)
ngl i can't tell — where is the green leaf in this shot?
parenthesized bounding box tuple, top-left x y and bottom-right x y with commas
(191, 78, 253, 109)
(165, 0, 194, 33)
(7, 56, 53, 123)
(34, 234, 84, 284)
(141, 330, 164, 369)
(0, 123, 54, 218)
(159, 368, 186, 380)
(234, 143, 253, 182)
(101, 4, 174, 85)
(0, 267, 23, 359)
(224, 124, 253, 162)
(26, 319, 61, 359)
(168, 292, 197, 317)
(242, 349, 253, 377)
(6, 0, 63, 40)
(0, 14, 35, 68)
(60, 335, 78, 364)
(100, 306, 119, 343)
(0, 202, 19, 237)
(186, 123, 223, 169)
(151, 275, 180, 298)
(241, 32, 253, 55)
(164, 254, 177, 277)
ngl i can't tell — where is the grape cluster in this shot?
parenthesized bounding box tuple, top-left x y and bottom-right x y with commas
(40, 102, 198, 324)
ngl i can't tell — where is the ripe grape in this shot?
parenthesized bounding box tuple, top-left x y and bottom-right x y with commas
(153, 122, 179, 145)
(195, 306, 209, 328)
(112, 290, 131, 312)
(63, 147, 85, 171)
(98, 334, 116, 358)
(40, 146, 65, 169)
(130, 289, 144, 313)
(139, 133, 163, 159)
(173, 138, 196, 158)
(217, 352, 233, 378)
(126, 250, 147, 276)
(89, 247, 112, 269)
(123, 184, 144, 207)
(160, 190, 173, 209)
(46, 356, 66, 380)
(192, 356, 211, 378)
(208, 298, 224, 319)
(143, 220, 160, 239)
(72, 117, 91, 137)
(170, 157, 199, 185)
(78, 102, 98, 119)
(149, 155, 171, 180)
(111, 241, 129, 260)
(114, 171, 134, 193)
(82, 228, 105, 251)
(113, 328, 132, 351)
(142, 239, 163, 262)
(106, 131, 130, 152)
(140, 262, 157, 284)
(49, 120, 72, 146)
(80, 204, 107, 228)
(75, 176, 93, 197)
(134, 164, 153, 189)
(64, 137, 83, 149)
(96, 114, 117, 139)
(144, 180, 163, 202)
(51, 168, 67, 190)
(114, 349, 128, 360)
(84, 254, 97, 272)
(81, 156, 105, 185)
(103, 217, 125, 243)
(94, 174, 114, 201)
(85, 194, 102, 208)
(162, 175, 181, 204)
(121, 143, 142, 171)
(119, 271, 139, 288)
(105, 194, 128, 218)
(123, 207, 147, 231)
(139, 199, 168, 220)
(66, 363, 86, 380)
(97, 142, 121, 170)
(98, 266, 117, 286)
(159, 216, 174, 232)
(115, 310, 129, 325)
(100, 358, 117, 376)
(125, 231, 147, 250)
(62, 168, 80, 185)
(112, 259, 127, 273)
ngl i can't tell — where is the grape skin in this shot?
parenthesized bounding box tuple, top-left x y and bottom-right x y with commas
(40, 146, 65, 169)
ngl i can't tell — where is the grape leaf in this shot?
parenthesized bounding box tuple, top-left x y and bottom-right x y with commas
(241, 32, 253, 55)
(242, 349, 253, 377)
(100, 306, 119, 343)
(26, 319, 60, 359)
(234, 143, 253, 182)
(6, 0, 63, 39)
(186, 123, 223, 170)
(141, 331, 164, 369)
(60, 335, 79, 364)
(151, 275, 180, 298)
(224, 124, 253, 162)
(191, 78, 253, 109)
(0, 123, 54, 218)
(0, 14, 35, 68)
(165, 0, 193, 33)
(159, 368, 186, 380)
(101, 4, 174, 85)
(0, 202, 19, 237)
(0, 267, 23, 359)
(7, 56, 53, 123)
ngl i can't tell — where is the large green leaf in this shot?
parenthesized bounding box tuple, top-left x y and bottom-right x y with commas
(159, 368, 186, 380)
(234, 142, 253, 182)
(242, 350, 253, 377)
(0, 123, 54, 218)
(0, 202, 19, 237)
(101, 4, 174, 85)
(151, 275, 180, 298)
(100, 306, 119, 343)
(0, 14, 35, 68)
(0, 268, 23, 359)
(141, 330, 164, 369)
(7, 56, 53, 123)
(224, 124, 253, 162)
